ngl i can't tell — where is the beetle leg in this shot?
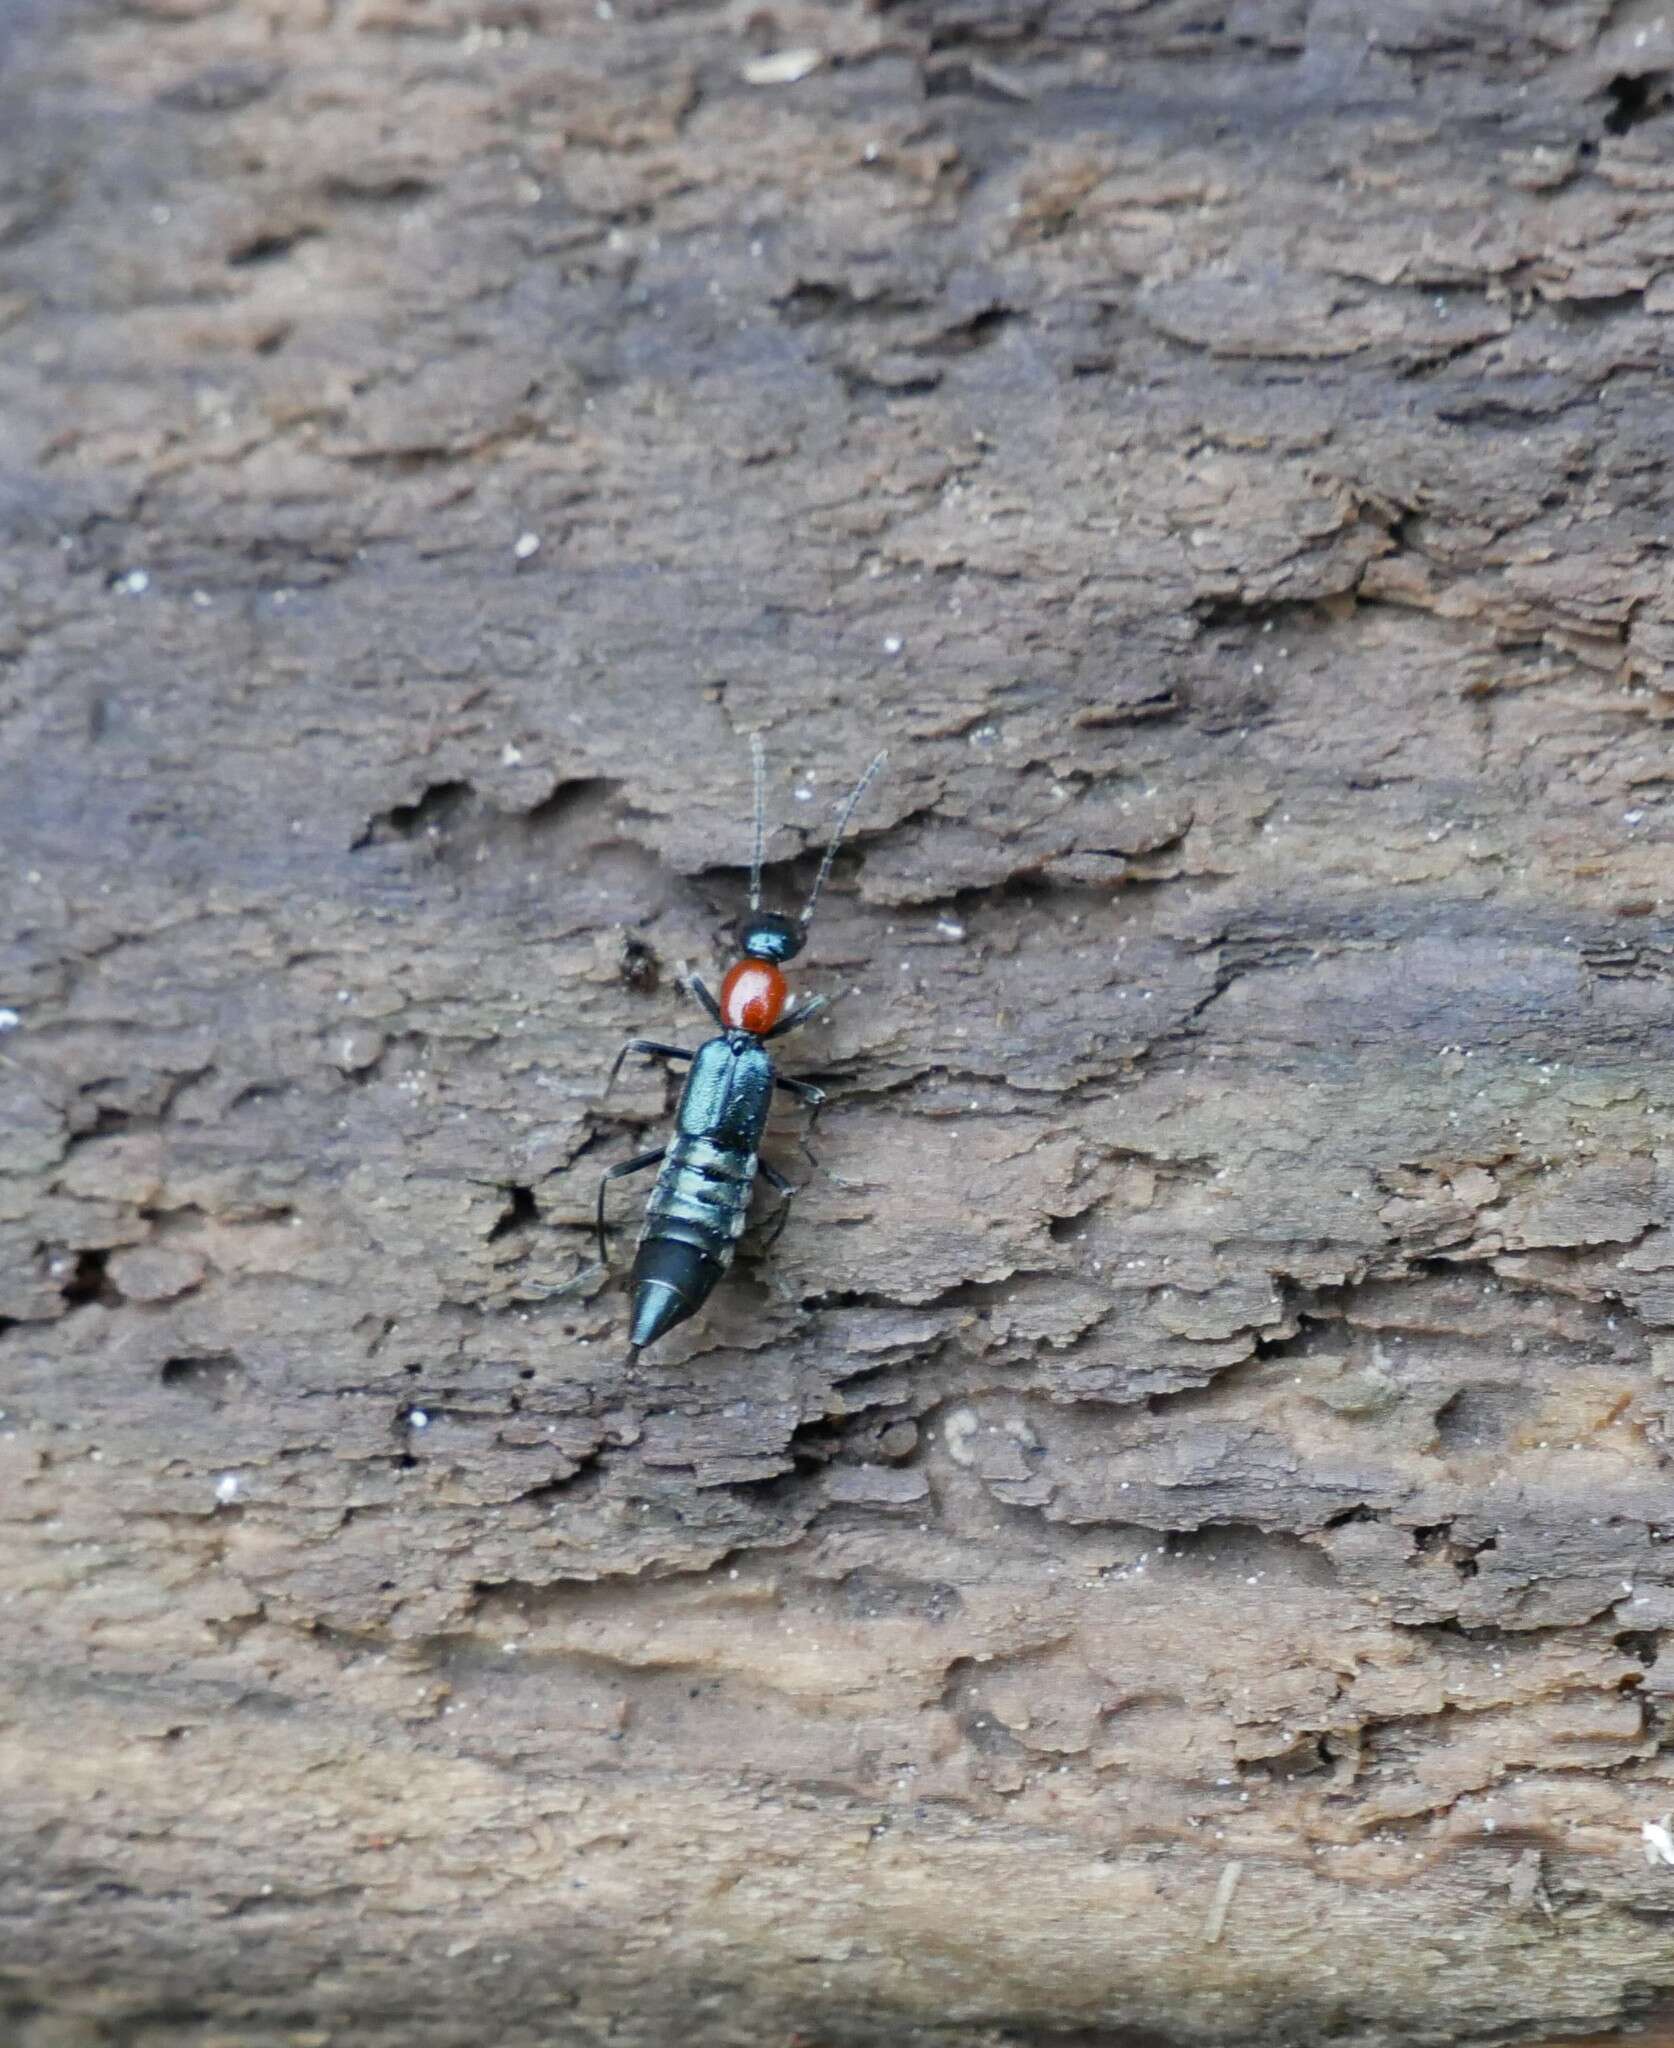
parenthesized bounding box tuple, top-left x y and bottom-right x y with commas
(595, 1146, 665, 1266)
(686, 974, 725, 1028)
(774, 1072, 826, 1158)
(775, 1074, 826, 1109)
(757, 1156, 799, 1249)
(605, 1039, 692, 1096)
(764, 993, 829, 1041)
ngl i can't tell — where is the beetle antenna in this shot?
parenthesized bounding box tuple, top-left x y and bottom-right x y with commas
(800, 749, 887, 928)
(748, 731, 766, 915)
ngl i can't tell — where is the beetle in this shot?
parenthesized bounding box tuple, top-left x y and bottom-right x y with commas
(592, 736, 887, 1356)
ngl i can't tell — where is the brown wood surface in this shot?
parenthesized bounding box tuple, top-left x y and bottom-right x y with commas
(3, 2, 1674, 2043)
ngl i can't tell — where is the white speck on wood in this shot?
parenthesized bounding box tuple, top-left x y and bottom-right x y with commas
(742, 49, 823, 86)
(1203, 1860, 1243, 1944)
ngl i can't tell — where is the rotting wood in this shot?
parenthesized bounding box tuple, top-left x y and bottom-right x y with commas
(2, 3, 1674, 2045)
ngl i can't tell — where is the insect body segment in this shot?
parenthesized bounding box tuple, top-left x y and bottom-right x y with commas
(627, 1035, 774, 1353)
(593, 739, 887, 1357)
(719, 958, 787, 1036)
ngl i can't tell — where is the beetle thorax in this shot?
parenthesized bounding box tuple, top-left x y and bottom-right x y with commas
(719, 957, 788, 1035)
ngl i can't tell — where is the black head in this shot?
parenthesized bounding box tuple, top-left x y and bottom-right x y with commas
(737, 911, 805, 964)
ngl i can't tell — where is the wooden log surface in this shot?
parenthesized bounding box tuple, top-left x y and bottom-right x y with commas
(4, 1, 1674, 2042)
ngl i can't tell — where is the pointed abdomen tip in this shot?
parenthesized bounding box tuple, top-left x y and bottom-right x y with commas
(627, 1279, 689, 1355)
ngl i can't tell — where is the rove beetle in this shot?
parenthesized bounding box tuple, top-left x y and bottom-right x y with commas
(593, 737, 887, 1356)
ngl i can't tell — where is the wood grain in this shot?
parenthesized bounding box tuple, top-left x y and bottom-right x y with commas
(2, 2, 1673, 2043)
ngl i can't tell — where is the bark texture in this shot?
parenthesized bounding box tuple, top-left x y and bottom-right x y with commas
(4, 2, 1674, 2044)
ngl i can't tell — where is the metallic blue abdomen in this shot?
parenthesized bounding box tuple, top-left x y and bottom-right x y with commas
(627, 1033, 777, 1351)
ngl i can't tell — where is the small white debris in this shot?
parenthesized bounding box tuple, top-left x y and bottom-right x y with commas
(1509, 1849, 1552, 1917)
(1624, 810, 1644, 825)
(1203, 1860, 1243, 1944)
(408, 1409, 430, 1430)
(1644, 1815, 1674, 1868)
(942, 1406, 979, 1466)
(742, 48, 824, 86)
(794, 784, 814, 802)
(215, 1473, 241, 1505)
(883, 635, 904, 655)
(513, 532, 541, 561)
(500, 742, 524, 766)
(191, 590, 212, 608)
(0, 1009, 19, 1031)
(935, 918, 965, 940)
(120, 569, 150, 595)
